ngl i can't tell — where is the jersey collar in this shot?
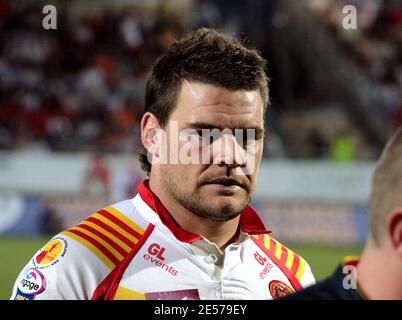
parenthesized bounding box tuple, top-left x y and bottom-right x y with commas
(138, 179, 270, 243)
(342, 256, 359, 267)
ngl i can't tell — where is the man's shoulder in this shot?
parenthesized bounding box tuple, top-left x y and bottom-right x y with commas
(249, 233, 316, 289)
(60, 198, 151, 270)
(249, 233, 309, 269)
(11, 198, 154, 299)
(33, 198, 151, 271)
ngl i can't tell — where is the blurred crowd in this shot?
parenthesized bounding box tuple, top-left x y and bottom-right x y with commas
(0, 0, 400, 160)
(0, 0, 234, 154)
(310, 0, 402, 131)
(0, 1, 191, 153)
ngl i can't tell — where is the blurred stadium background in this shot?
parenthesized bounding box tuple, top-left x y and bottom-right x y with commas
(0, 0, 401, 299)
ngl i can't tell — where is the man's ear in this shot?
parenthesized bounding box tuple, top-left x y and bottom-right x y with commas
(141, 112, 161, 159)
(387, 208, 402, 258)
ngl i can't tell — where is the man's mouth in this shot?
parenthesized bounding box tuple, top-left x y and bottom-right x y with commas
(203, 178, 245, 189)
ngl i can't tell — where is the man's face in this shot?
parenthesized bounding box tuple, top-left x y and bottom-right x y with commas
(157, 81, 264, 221)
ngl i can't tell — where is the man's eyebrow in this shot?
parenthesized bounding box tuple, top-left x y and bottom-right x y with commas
(186, 122, 265, 136)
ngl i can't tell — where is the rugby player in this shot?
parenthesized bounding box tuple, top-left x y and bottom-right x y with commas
(12, 28, 315, 300)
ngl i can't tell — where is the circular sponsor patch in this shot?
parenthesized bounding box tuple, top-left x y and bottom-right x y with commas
(18, 268, 46, 295)
(269, 280, 295, 298)
(33, 237, 67, 269)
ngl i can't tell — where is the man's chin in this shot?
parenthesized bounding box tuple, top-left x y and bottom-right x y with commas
(199, 194, 248, 220)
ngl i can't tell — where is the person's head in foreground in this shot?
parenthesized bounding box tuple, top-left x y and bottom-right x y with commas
(357, 127, 402, 299)
(139, 27, 268, 247)
(285, 127, 402, 300)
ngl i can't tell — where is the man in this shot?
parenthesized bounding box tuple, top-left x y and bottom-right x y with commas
(286, 128, 402, 300)
(11, 28, 315, 300)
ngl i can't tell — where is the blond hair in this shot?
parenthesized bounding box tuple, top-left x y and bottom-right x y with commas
(369, 127, 402, 245)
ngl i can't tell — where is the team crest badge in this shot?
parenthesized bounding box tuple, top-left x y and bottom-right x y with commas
(269, 280, 295, 298)
(33, 237, 68, 269)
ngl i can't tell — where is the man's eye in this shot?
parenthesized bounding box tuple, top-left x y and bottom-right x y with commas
(193, 130, 217, 142)
(235, 131, 256, 145)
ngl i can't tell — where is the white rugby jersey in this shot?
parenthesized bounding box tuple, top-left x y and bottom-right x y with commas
(11, 180, 315, 300)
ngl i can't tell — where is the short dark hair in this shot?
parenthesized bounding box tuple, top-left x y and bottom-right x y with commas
(369, 127, 402, 245)
(139, 28, 269, 175)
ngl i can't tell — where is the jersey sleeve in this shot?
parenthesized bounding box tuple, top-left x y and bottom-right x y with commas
(10, 233, 111, 300)
(251, 234, 316, 291)
(297, 258, 316, 289)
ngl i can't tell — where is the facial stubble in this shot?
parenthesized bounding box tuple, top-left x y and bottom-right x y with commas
(160, 167, 251, 222)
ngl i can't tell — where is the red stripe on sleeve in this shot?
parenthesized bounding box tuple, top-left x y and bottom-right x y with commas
(92, 224, 155, 300)
(98, 209, 143, 239)
(280, 245, 289, 265)
(68, 228, 120, 266)
(251, 236, 304, 292)
(290, 253, 300, 275)
(269, 237, 276, 256)
(77, 223, 128, 257)
(87, 217, 136, 248)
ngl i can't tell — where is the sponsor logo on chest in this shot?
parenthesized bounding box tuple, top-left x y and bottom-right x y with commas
(254, 251, 274, 279)
(251, 249, 295, 299)
(143, 243, 178, 276)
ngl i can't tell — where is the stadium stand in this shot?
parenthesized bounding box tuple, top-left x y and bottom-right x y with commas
(0, 0, 399, 159)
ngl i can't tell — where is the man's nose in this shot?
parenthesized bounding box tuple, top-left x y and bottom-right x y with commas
(213, 133, 248, 168)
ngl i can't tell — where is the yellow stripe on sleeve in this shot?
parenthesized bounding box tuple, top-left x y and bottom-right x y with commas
(61, 230, 115, 270)
(104, 206, 145, 236)
(285, 250, 294, 270)
(263, 235, 271, 251)
(295, 256, 306, 280)
(74, 226, 124, 261)
(274, 242, 283, 260)
(92, 213, 139, 245)
(80, 220, 131, 253)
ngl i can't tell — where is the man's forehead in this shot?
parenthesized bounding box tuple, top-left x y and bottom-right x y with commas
(171, 81, 264, 129)
(187, 109, 263, 132)
(180, 80, 261, 107)
(175, 80, 264, 127)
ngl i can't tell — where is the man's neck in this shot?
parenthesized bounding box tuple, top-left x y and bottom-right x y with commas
(356, 239, 402, 300)
(149, 177, 241, 250)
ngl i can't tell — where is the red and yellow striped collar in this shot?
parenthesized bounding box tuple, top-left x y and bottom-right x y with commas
(342, 256, 360, 267)
(138, 179, 270, 243)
